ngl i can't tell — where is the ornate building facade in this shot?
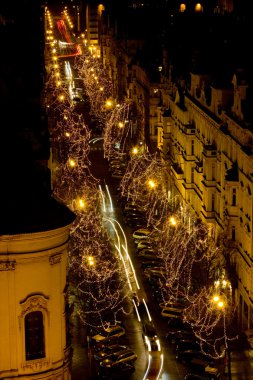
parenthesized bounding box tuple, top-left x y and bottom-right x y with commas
(0, 202, 75, 379)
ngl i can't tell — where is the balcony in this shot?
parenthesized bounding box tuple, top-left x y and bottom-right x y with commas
(201, 206, 216, 222)
(202, 175, 216, 188)
(203, 144, 217, 158)
(182, 123, 195, 135)
(171, 163, 184, 181)
(195, 161, 203, 173)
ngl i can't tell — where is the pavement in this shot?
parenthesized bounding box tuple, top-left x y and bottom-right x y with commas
(222, 348, 253, 379)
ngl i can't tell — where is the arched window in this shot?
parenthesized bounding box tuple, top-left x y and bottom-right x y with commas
(25, 311, 45, 360)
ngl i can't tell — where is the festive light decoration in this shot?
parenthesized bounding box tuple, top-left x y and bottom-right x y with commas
(45, 7, 237, 352)
(44, 11, 133, 329)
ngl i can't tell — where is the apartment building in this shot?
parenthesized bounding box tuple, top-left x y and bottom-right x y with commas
(161, 69, 253, 329)
(94, 0, 253, 328)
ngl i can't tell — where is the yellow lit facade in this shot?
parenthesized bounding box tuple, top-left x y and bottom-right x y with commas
(161, 70, 253, 329)
(95, 0, 252, 329)
(0, 224, 73, 379)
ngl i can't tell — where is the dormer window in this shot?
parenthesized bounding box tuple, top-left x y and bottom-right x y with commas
(195, 3, 203, 12)
(180, 3, 186, 12)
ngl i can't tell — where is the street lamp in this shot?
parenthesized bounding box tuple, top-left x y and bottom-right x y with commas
(211, 293, 232, 380)
(131, 147, 139, 156)
(68, 158, 76, 168)
(148, 179, 156, 189)
(105, 99, 113, 109)
(169, 216, 177, 226)
(87, 255, 95, 267)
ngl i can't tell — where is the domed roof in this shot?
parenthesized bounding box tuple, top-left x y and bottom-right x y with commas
(0, 134, 75, 235)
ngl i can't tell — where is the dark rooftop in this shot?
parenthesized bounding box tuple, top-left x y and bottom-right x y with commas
(0, 1, 75, 236)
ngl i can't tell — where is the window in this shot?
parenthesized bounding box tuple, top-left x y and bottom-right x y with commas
(232, 188, 236, 206)
(191, 140, 194, 155)
(25, 311, 45, 360)
(232, 226, 236, 241)
(212, 163, 216, 180)
(211, 194, 215, 211)
(191, 167, 194, 183)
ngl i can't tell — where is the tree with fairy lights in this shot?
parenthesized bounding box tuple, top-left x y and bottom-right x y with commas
(119, 149, 237, 358)
(45, 60, 133, 331)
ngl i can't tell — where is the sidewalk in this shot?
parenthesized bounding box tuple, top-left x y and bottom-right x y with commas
(222, 348, 253, 379)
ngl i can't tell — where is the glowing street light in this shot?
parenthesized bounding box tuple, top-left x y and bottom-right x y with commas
(78, 198, 85, 209)
(132, 147, 138, 155)
(148, 179, 156, 189)
(68, 158, 76, 168)
(169, 216, 177, 226)
(87, 256, 95, 266)
(105, 99, 113, 109)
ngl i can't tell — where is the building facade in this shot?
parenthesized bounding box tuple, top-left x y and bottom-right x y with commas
(87, 0, 253, 329)
(0, 215, 75, 379)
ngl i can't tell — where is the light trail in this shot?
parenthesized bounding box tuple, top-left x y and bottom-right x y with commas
(122, 244, 140, 290)
(156, 353, 164, 380)
(105, 184, 113, 212)
(143, 354, 152, 380)
(104, 217, 121, 252)
(89, 137, 104, 144)
(99, 185, 106, 212)
(104, 215, 141, 291)
(114, 244, 133, 291)
(132, 299, 141, 322)
(143, 298, 152, 322)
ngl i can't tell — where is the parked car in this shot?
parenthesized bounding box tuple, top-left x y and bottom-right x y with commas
(98, 361, 135, 379)
(124, 203, 144, 212)
(167, 318, 192, 332)
(99, 348, 137, 368)
(138, 251, 159, 261)
(136, 240, 153, 251)
(166, 328, 195, 343)
(94, 344, 129, 361)
(176, 339, 201, 357)
(111, 169, 124, 178)
(144, 267, 166, 278)
(132, 228, 153, 241)
(176, 349, 213, 364)
(142, 321, 161, 351)
(159, 300, 186, 309)
(126, 217, 147, 228)
(161, 306, 184, 319)
(184, 372, 220, 380)
(125, 210, 146, 220)
(184, 363, 221, 380)
(91, 325, 125, 344)
(141, 260, 164, 269)
(137, 247, 157, 255)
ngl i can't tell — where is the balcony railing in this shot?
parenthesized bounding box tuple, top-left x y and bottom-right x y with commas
(171, 163, 184, 180)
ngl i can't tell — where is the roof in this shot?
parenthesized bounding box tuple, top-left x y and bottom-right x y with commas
(0, 136, 75, 235)
(0, 195, 76, 236)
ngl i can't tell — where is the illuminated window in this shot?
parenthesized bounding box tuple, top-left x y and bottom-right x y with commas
(195, 3, 203, 12)
(180, 3, 186, 12)
(25, 311, 45, 360)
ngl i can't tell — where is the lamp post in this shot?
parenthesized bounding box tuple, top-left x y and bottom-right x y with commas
(86, 255, 95, 377)
(212, 293, 232, 380)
